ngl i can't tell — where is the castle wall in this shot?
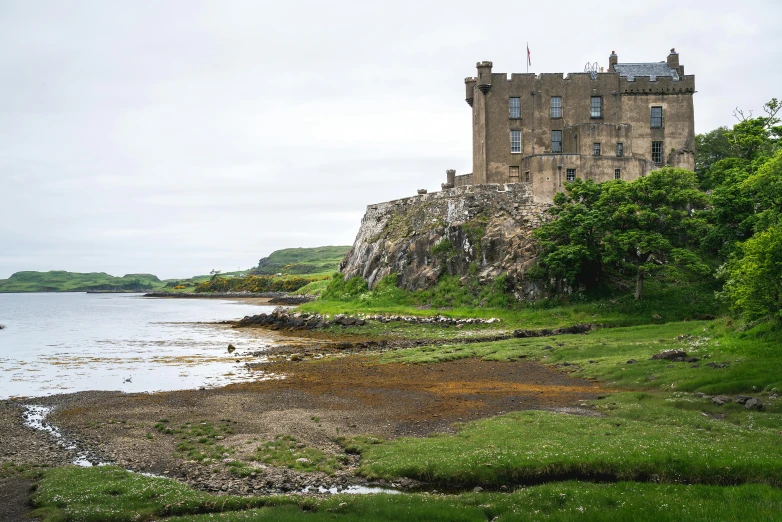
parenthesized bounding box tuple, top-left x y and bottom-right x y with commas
(468, 56, 696, 200)
(521, 154, 651, 203)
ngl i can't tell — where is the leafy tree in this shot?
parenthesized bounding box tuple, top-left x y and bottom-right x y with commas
(534, 179, 607, 290)
(535, 169, 710, 300)
(695, 126, 733, 182)
(743, 149, 782, 232)
(720, 224, 782, 322)
(728, 98, 781, 161)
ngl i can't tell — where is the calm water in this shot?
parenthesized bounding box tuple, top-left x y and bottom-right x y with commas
(0, 293, 281, 399)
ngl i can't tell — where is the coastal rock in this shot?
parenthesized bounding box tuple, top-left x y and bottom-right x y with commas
(339, 184, 551, 294)
(711, 395, 732, 406)
(650, 349, 687, 361)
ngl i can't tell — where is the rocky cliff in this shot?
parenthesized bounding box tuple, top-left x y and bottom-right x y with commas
(340, 184, 551, 296)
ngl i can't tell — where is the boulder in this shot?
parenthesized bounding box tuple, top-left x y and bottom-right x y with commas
(734, 395, 752, 405)
(744, 398, 763, 411)
(711, 395, 732, 406)
(650, 349, 687, 361)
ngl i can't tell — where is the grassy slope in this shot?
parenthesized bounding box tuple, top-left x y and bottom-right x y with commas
(253, 246, 350, 276)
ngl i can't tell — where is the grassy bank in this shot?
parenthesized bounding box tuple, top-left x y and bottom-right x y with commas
(351, 318, 782, 488)
(30, 466, 782, 522)
(356, 392, 782, 487)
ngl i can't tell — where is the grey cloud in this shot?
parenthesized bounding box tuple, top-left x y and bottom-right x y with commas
(1, 0, 781, 279)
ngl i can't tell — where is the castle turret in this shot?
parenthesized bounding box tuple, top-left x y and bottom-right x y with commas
(476, 61, 493, 94)
(446, 169, 455, 186)
(609, 51, 618, 71)
(464, 77, 476, 106)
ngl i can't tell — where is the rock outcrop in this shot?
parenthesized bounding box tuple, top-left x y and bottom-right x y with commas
(340, 184, 550, 294)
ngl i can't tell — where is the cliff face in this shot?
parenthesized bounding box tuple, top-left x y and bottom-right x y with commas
(340, 184, 551, 297)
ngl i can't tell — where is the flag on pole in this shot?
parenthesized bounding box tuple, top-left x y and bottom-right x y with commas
(527, 43, 531, 67)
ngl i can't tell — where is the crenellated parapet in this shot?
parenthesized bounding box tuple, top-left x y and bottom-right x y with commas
(619, 74, 695, 95)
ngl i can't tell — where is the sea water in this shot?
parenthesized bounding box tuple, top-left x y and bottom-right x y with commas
(0, 292, 280, 399)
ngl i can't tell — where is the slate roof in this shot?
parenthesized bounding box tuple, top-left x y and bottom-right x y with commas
(613, 62, 680, 81)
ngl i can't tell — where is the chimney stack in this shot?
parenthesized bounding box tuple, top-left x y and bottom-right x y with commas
(667, 48, 679, 70)
(609, 51, 618, 71)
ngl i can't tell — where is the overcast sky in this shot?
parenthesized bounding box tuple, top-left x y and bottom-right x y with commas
(1, 1, 780, 279)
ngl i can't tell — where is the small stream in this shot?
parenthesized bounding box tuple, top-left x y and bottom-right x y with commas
(22, 404, 400, 495)
(22, 405, 104, 467)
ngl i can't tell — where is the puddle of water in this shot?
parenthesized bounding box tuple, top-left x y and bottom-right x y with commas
(301, 485, 400, 495)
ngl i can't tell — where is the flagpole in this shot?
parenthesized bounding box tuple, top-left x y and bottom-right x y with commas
(526, 42, 528, 73)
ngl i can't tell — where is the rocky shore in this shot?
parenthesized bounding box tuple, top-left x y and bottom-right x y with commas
(235, 308, 504, 330)
(144, 291, 288, 299)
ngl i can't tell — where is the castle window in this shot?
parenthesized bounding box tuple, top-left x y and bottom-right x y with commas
(617, 142, 624, 157)
(566, 168, 576, 182)
(551, 130, 562, 153)
(510, 130, 521, 153)
(651, 106, 663, 128)
(590, 96, 603, 118)
(593, 143, 601, 156)
(652, 141, 664, 164)
(525, 170, 530, 183)
(614, 168, 621, 180)
(509, 166, 520, 182)
(510, 97, 521, 119)
(550, 96, 562, 118)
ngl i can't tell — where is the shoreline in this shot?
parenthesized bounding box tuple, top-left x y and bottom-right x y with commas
(3, 338, 602, 496)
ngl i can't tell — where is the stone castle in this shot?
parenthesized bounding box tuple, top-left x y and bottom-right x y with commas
(340, 48, 697, 291)
(443, 49, 696, 202)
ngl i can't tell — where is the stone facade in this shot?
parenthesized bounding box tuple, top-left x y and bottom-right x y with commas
(340, 184, 550, 292)
(450, 49, 695, 203)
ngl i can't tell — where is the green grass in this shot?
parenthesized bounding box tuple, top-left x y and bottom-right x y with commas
(303, 280, 719, 324)
(248, 434, 347, 474)
(28, 466, 295, 521)
(253, 246, 351, 276)
(355, 392, 782, 488)
(29, 466, 782, 521)
(154, 419, 236, 463)
(292, 278, 332, 296)
(381, 319, 782, 394)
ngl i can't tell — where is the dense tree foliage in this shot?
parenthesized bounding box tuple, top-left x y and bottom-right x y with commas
(535, 97, 781, 319)
(195, 275, 323, 293)
(719, 225, 782, 322)
(535, 169, 709, 300)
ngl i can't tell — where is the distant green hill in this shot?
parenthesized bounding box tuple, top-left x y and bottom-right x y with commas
(0, 271, 162, 293)
(251, 246, 351, 276)
(0, 246, 351, 293)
